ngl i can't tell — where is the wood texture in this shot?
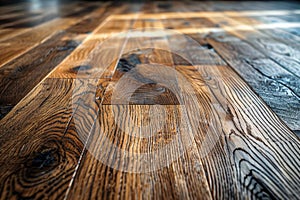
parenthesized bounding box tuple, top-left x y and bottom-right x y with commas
(202, 12, 300, 134)
(0, 2, 120, 119)
(0, 1, 299, 199)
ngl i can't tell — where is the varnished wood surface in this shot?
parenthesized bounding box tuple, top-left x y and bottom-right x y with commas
(0, 1, 299, 199)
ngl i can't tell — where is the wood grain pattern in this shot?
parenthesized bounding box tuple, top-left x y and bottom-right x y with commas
(206, 34, 300, 133)
(0, 78, 82, 199)
(177, 64, 300, 199)
(65, 14, 213, 199)
(0, 18, 79, 67)
(0, 31, 81, 119)
(0, 1, 299, 199)
(0, 3, 122, 119)
(200, 12, 300, 134)
(49, 4, 131, 79)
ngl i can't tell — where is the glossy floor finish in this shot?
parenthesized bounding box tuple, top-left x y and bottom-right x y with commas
(0, 1, 300, 199)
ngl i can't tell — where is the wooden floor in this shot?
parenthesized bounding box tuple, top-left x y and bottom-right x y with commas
(0, 1, 300, 199)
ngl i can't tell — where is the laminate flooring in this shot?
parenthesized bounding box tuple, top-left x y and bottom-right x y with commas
(0, 1, 299, 199)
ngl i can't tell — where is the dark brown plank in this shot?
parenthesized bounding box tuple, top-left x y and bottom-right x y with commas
(0, 3, 119, 119)
(0, 18, 79, 67)
(0, 3, 142, 199)
(0, 31, 81, 119)
(0, 78, 85, 199)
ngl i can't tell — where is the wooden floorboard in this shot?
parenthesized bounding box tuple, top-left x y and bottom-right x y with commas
(0, 1, 299, 199)
(0, 2, 122, 119)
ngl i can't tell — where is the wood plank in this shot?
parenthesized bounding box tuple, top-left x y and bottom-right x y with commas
(207, 34, 300, 135)
(158, 6, 300, 197)
(64, 14, 212, 200)
(0, 18, 79, 67)
(0, 1, 299, 199)
(50, 9, 132, 78)
(66, 2, 114, 34)
(208, 14, 300, 78)
(0, 28, 29, 42)
(0, 3, 117, 119)
(201, 13, 300, 134)
(0, 10, 40, 20)
(0, 2, 106, 68)
(66, 104, 212, 200)
(0, 10, 58, 28)
(0, 78, 86, 199)
(0, 31, 82, 119)
(177, 64, 300, 198)
(226, 14, 300, 50)
(0, 3, 142, 199)
(80, 31, 300, 198)
(160, 12, 238, 198)
(99, 17, 179, 104)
